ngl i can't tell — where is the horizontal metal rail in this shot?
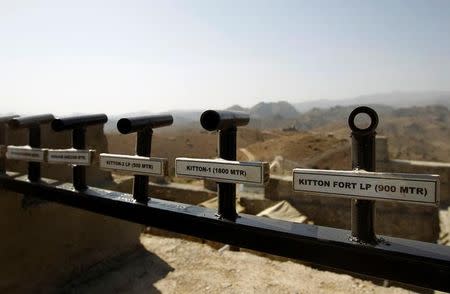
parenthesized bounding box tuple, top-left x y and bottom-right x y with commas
(1, 173, 450, 291)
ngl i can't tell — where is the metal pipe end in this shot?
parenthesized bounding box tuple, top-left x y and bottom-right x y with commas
(117, 118, 132, 134)
(348, 106, 378, 134)
(200, 110, 221, 131)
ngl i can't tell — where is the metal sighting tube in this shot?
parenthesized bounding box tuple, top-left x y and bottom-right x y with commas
(9, 114, 54, 182)
(73, 128, 87, 191)
(0, 115, 18, 174)
(133, 128, 152, 203)
(118, 115, 173, 133)
(9, 114, 54, 129)
(51, 114, 108, 131)
(51, 114, 108, 191)
(200, 110, 249, 131)
(200, 110, 250, 221)
(117, 114, 173, 203)
(348, 106, 379, 244)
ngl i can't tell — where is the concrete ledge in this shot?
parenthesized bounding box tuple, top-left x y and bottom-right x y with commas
(0, 189, 143, 293)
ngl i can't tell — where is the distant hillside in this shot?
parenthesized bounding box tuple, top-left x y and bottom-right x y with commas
(235, 104, 449, 163)
(240, 104, 449, 162)
(227, 105, 248, 112)
(225, 101, 299, 129)
(313, 105, 450, 162)
(294, 91, 450, 113)
(295, 104, 448, 130)
(293, 104, 395, 131)
(249, 101, 299, 119)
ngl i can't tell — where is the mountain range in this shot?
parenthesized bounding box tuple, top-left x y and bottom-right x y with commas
(293, 91, 450, 113)
(104, 90, 450, 132)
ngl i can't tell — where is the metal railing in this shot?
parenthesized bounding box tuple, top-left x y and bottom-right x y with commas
(0, 108, 449, 291)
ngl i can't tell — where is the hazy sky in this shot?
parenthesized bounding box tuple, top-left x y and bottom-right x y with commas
(1, 0, 449, 115)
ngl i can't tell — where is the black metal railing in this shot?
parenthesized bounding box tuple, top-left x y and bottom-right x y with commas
(0, 109, 449, 291)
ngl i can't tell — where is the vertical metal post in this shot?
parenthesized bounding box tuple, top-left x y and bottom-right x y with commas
(133, 128, 152, 203)
(349, 106, 378, 244)
(0, 115, 17, 174)
(0, 124, 6, 174)
(73, 128, 87, 191)
(217, 127, 237, 220)
(28, 126, 41, 182)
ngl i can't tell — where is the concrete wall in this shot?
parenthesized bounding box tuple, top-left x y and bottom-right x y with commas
(0, 190, 143, 293)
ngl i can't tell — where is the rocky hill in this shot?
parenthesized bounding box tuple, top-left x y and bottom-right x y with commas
(249, 101, 299, 119)
(225, 101, 299, 129)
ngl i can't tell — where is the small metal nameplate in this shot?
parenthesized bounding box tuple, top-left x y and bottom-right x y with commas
(99, 153, 167, 176)
(47, 149, 93, 165)
(293, 168, 440, 205)
(6, 145, 47, 162)
(175, 157, 269, 185)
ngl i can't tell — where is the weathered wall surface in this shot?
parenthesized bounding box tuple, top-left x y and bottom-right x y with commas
(0, 190, 143, 293)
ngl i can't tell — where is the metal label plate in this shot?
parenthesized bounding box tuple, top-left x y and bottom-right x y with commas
(47, 149, 92, 165)
(99, 153, 167, 176)
(175, 157, 269, 185)
(293, 168, 439, 205)
(6, 145, 46, 162)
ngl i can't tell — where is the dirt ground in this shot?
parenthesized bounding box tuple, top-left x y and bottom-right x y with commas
(63, 233, 414, 294)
